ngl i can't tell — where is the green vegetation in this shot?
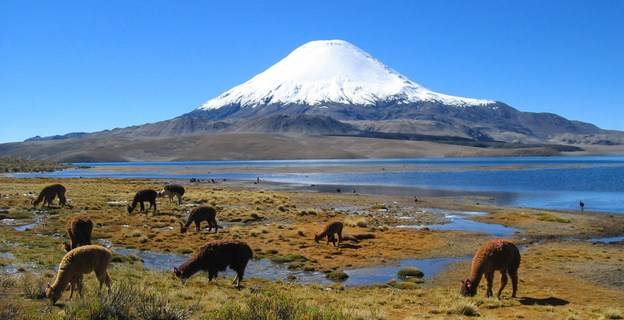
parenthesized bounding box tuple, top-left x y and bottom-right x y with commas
(431, 300, 480, 317)
(397, 267, 424, 280)
(0, 157, 69, 173)
(209, 289, 350, 320)
(387, 280, 419, 290)
(61, 282, 192, 320)
(536, 213, 571, 223)
(326, 271, 349, 282)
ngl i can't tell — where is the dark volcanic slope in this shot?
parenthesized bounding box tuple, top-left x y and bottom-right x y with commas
(185, 101, 606, 143)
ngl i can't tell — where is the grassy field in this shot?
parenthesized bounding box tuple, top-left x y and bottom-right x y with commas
(0, 177, 623, 319)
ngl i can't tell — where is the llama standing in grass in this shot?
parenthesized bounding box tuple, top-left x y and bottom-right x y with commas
(173, 240, 252, 288)
(63, 216, 93, 252)
(46, 245, 112, 304)
(314, 221, 344, 248)
(32, 184, 67, 208)
(127, 189, 158, 214)
(460, 239, 521, 298)
(179, 206, 220, 233)
(158, 184, 185, 205)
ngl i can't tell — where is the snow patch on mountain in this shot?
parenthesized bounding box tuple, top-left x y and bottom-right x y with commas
(199, 40, 495, 110)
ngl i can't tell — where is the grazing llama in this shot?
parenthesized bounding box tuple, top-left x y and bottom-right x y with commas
(460, 239, 521, 298)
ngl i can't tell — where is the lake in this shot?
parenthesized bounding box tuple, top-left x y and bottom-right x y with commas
(12, 156, 624, 214)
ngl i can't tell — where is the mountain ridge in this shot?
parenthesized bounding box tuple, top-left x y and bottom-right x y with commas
(6, 39, 623, 161)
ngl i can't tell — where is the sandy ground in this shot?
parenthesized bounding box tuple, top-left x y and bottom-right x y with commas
(0, 177, 623, 319)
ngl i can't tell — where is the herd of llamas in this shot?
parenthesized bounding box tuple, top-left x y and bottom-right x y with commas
(30, 183, 520, 304)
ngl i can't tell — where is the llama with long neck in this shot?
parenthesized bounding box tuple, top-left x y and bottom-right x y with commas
(173, 240, 252, 288)
(314, 221, 344, 248)
(158, 184, 185, 205)
(127, 189, 158, 214)
(179, 206, 220, 233)
(460, 239, 521, 298)
(32, 184, 67, 208)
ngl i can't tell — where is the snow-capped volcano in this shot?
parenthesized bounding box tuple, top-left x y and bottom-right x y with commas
(5, 39, 618, 161)
(199, 40, 494, 110)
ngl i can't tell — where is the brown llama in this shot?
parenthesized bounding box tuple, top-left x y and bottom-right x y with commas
(173, 240, 252, 288)
(46, 245, 112, 304)
(127, 189, 158, 214)
(314, 221, 343, 248)
(32, 184, 67, 208)
(179, 206, 220, 233)
(158, 184, 185, 205)
(460, 239, 521, 298)
(63, 216, 93, 252)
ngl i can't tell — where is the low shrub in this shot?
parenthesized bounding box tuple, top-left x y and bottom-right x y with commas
(536, 213, 571, 223)
(397, 267, 424, 280)
(326, 271, 349, 282)
(208, 289, 350, 320)
(63, 282, 191, 320)
(21, 274, 46, 300)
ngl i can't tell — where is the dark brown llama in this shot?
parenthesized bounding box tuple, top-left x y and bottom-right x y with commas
(314, 221, 343, 247)
(127, 189, 158, 214)
(173, 240, 252, 288)
(179, 206, 220, 233)
(32, 184, 67, 208)
(63, 216, 93, 252)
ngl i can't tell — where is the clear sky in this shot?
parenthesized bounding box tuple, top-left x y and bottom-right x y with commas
(1, 0, 622, 143)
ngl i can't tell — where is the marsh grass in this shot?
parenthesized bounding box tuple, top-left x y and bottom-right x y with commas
(536, 213, 571, 223)
(432, 300, 479, 317)
(63, 282, 192, 320)
(601, 308, 623, 320)
(22, 274, 47, 300)
(0, 274, 17, 289)
(397, 267, 424, 280)
(0, 274, 19, 319)
(326, 270, 349, 282)
(0, 303, 19, 320)
(208, 289, 350, 320)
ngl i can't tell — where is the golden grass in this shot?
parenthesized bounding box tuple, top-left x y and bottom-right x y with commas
(0, 177, 623, 319)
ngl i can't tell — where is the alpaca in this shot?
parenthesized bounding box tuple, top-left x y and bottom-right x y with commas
(63, 216, 93, 252)
(460, 239, 521, 298)
(179, 206, 220, 233)
(45, 245, 112, 304)
(314, 221, 344, 247)
(127, 189, 158, 214)
(158, 184, 185, 205)
(173, 240, 252, 288)
(32, 184, 67, 208)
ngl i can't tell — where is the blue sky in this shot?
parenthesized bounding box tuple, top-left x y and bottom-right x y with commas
(1, 0, 622, 143)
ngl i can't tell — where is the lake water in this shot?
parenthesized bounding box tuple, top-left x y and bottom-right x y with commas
(112, 245, 470, 287)
(13, 156, 624, 214)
